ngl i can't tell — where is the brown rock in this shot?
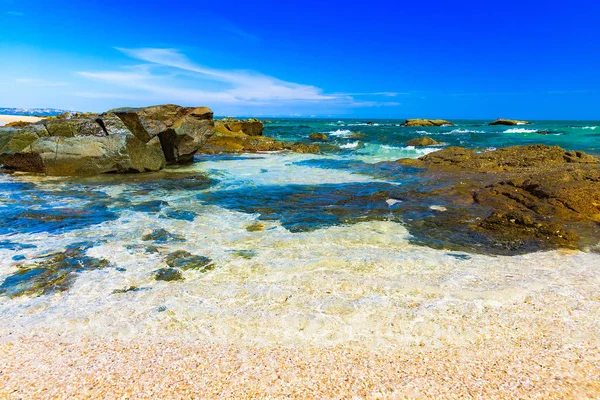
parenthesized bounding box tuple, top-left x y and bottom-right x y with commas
(309, 133, 328, 142)
(489, 118, 530, 126)
(405, 136, 441, 146)
(402, 119, 454, 127)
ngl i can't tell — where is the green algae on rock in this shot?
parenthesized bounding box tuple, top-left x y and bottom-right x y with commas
(0, 244, 111, 298)
(153, 267, 184, 282)
(165, 250, 214, 272)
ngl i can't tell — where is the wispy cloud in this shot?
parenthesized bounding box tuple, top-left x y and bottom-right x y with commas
(5, 11, 24, 16)
(16, 78, 69, 87)
(77, 47, 400, 111)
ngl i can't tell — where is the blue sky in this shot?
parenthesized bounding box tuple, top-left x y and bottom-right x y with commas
(0, 0, 599, 118)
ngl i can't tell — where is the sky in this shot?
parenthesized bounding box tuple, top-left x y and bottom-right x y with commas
(0, 0, 599, 119)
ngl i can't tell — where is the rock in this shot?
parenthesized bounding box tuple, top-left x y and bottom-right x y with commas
(4, 121, 33, 128)
(0, 243, 111, 298)
(215, 119, 264, 137)
(406, 136, 441, 146)
(394, 145, 600, 252)
(153, 267, 184, 282)
(309, 133, 328, 141)
(165, 250, 214, 271)
(489, 118, 530, 126)
(111, 105, 214, 164)
(200, 119, 319, 154)
(0, 104, 214, 175)
(4, 134, 165, 176)
(402, 119, 454, 127)
(141, 229, 185, 243)
(366, 121, 375, 125)
(538, 131, 549, 135)
(246, 222, 265, 232)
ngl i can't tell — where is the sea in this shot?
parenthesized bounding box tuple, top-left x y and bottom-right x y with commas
(0, 119, 599, 349)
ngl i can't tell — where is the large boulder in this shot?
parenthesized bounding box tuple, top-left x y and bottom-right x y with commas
(0, 104, 214, 176)
(402, 119, 454, 127)
(3, 134, 165, 175)
(489, 118, 530, 126)
(201, 118, 319, 154)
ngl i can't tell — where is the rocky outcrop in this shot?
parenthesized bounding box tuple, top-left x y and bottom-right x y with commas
(402, 119, 454, 127)
(406, 136, 441, 146)
(200, 119, 319, 154)
(309, 133, 329, 142)
(395, 145, 600, 252)
(489, 118, 530, 126)
(0, 104, 214, 176)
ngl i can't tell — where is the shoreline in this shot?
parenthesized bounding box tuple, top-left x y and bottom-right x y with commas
(1, 336, 598, 398)
(0, 114, 43, 126)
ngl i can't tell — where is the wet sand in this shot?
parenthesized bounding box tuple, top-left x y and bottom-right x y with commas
(0, 115, 43, 126)
(1, 336, 598, 398)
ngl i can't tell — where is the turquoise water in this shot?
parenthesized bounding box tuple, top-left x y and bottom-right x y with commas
(0, 119, 599, 345)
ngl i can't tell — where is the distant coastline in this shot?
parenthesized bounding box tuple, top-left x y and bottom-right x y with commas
(0, 115, 43, 127)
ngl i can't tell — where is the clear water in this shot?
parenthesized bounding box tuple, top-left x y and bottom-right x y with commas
(0, 119, 599, 347)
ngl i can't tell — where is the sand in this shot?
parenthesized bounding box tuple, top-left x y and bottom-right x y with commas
(0, 115, 43, 127)
(1, 336, 599, 399)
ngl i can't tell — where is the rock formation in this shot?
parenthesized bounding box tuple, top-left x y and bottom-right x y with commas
(395, 145, 600, 252)
(402, 119, 454, 127)
(309, 133, 329, 141)
(200, 119, 320, 154)
(489, 118, 530, 126)
(405, 136, 441, 146)
(0, 104, 214, 176)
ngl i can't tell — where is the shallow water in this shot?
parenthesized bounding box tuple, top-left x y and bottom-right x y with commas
(0, 119, 599, 348)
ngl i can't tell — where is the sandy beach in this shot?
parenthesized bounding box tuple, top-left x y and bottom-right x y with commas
(0, 115, 43, 127)
(1, 336, 599, 398)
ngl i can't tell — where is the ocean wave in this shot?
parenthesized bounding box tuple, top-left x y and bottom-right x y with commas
(446, 129, 485, 134)
(328, 129, 353, 137)
(340, 141, 360, 149)
(581, 126, 597, 130)
(504, 128, 538, 133)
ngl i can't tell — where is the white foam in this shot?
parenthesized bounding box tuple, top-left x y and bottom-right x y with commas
(447, 129, 485, 134)
(581, 126, 597, 130)
(328, 129, 352, 137)
(504, 128, 538, 133)
(340, 141, 359, 149)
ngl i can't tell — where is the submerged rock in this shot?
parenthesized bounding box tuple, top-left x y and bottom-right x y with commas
(0, 243, 111, 298)
(0, 104, 214, 176)
(406, 136, 441, 146)
(141, 229, 186, 243)
(246, 222, 265, 232)
(153, 267, 184, 282)
(402, 119, 454, 127)
(165, 250, 213, 271)
(489, 118, 530, 126)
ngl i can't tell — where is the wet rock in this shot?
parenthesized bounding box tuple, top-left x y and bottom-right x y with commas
(246, 222, 265, 232)
(309, 133, 329, 142)
(489, 118, 530, 126)
(538, 130, 549, 135)
(0, 243, 111, 298)
(406, 136, 441, 146)
(395, 145, 600, 252)
(402, 119, 454, 127)
(165, 250, 214, 271)
(113, 285, 142, 294)
(161, 209, 196, 221)
(141, 229, 185, 243)
(154, 267, 184, 282)
(366, 121, 375, 125)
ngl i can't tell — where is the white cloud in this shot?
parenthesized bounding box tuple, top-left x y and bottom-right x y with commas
(5, 11, 24, 16)
(15, 78, 69, 87)
(77, 47, 401, 111)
